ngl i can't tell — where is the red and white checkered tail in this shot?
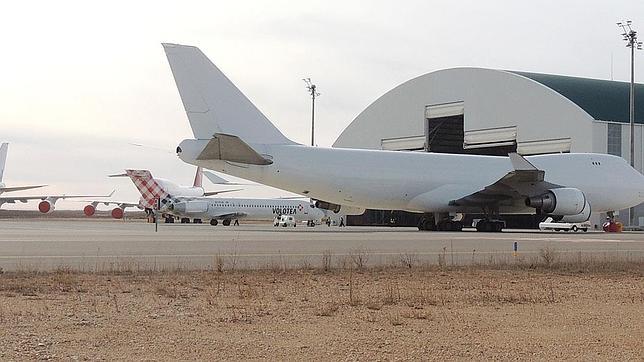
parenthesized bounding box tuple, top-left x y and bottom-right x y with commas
(125, 169, 169, 209)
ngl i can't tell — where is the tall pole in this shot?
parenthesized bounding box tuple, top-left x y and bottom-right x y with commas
(311, 86, 316, 146)
(618, 21, 642, 226)
(303, 78, 320, 146)
(630, 42, 635, 169)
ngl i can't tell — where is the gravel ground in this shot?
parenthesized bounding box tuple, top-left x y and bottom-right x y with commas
(0, 267, 642, 360)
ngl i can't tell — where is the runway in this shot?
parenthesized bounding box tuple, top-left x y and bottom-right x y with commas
(0, 219, 643, 271)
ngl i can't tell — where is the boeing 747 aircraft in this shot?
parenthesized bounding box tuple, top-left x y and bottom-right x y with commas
(163, 43, 644, 232)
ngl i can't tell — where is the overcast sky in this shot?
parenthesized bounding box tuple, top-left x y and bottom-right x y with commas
(1, 0, 643, 210)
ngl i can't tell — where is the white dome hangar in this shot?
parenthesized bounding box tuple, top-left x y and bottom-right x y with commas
(333, 68, 644, 228)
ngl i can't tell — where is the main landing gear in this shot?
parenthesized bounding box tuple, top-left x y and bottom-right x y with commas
(475, 219, 505, 232)
(417, 213, 463, 231)
(475, 206, 505, 232)
(209, 219, 232, 226)
(418, 209, 506, 232)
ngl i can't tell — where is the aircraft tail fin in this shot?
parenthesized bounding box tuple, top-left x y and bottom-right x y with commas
(162, 43, 295, 145)
(0, 143, 8, 182)
(121, 170, 170, 209)
(193, 167, 203, 188)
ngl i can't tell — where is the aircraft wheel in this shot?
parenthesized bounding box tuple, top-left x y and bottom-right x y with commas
(193, 218, 202, 224)
(223, 219, 231, 226)
(180, 218, 190, 224)
(210, 219, 218, 226)
(165, 216, 174, 223)
(571, 225, 578, 232)
(418, 217, 435, 231)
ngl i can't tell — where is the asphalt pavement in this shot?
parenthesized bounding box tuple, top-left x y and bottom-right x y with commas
(0, 219, 642, 271)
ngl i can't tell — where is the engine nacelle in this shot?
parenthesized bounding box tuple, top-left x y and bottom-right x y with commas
(315, 201, 341, 213)
(83, 205, 96, 217)
(559, 200, 591, 223)
(525, 188, 586, 216)
(38, 200, 55, 214)
(314, 200, 365, 215)
(111, 207, 124, 219)
(167, 201, 208, 214)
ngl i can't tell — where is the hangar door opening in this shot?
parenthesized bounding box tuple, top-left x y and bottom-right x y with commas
(425, 102, 466, 153)
(425, 102, 517, 156)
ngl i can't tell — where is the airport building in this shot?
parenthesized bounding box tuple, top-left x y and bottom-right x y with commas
(333, 68, 644, 228)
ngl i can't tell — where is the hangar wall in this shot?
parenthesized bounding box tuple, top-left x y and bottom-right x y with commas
(334, 68, 595, 153)
(333, 68, 644, 228)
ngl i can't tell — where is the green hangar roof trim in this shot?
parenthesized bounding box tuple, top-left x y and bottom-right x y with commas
(511, 71, 644, 124)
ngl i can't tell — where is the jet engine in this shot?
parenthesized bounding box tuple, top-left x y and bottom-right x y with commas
(167, 201, 208, 214)
(38, 200, 55, 214)
(314, 200, 365, 215)
(525, 188, 591, 222)
(559, 200, 591, 222)
(83, 204, 96, 217)
(111, 207, 125, 219)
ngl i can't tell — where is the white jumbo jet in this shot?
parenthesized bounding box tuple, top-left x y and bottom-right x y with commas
(0, 142, 113, 213)
(163, 43, 644, 232)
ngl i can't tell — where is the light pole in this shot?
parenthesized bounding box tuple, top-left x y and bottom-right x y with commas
(617, 21, 642, 226)
(303, 78, 320, 146)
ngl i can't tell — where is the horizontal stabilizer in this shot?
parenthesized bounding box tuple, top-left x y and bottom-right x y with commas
(197, 133, 273, 165)
(203, 171, 229, 184)
(203, 171, 249, 185)
(204, 188, 243, 196)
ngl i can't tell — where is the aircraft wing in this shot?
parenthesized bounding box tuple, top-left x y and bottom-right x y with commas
(0, 190, 115, 205)
(210, 212, 248, 219)
(0, 184, 47, 193)
(82, 200, 141, 209)
(449, 153, 561, 207)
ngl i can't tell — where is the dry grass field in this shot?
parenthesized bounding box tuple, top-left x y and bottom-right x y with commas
(0, 257, 642, 360)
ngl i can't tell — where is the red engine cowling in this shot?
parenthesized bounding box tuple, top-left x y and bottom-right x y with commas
(38, 200, 55, 214)
(83, 205, 96, 217)
(111, 207, 124, 219)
